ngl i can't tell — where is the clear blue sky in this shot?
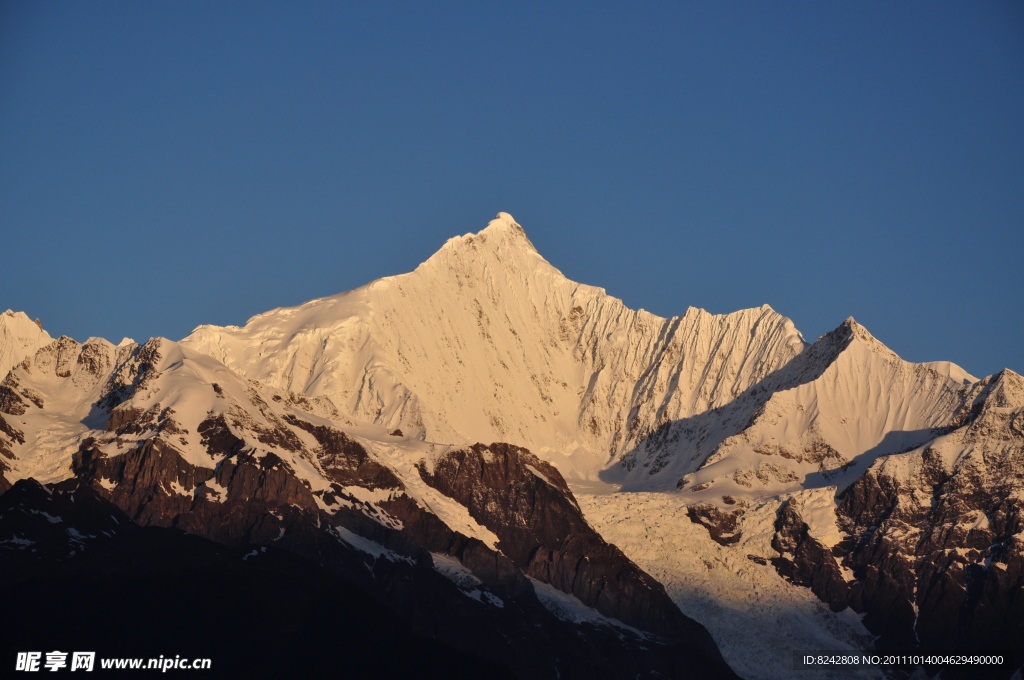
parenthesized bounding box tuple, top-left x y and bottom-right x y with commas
(2, 1, 1022, 378)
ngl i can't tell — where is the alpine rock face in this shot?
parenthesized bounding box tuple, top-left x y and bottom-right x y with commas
(1, 213, 1020, 679)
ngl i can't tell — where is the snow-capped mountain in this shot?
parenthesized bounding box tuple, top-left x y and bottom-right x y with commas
(2, 213, 1020, 679)
(0, 326, 735, 678)
(676, 317, 975, 502)
(0, 310, 52, 377)
(182, 213, 807, 483)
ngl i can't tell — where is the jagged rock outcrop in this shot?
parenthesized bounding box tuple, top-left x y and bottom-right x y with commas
(685, 502, 743, 545)
(770, 499, 850, 612)
(835, 370, 1024, 667)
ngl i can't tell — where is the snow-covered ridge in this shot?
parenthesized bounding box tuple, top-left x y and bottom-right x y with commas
(4, 213, 987, 505)
(182, 213, 984, 498)
(0, 327, 512, 552)
(670, 317, 975, 503)
(0, 310, 52, 378)
(182, 213, 811, 482)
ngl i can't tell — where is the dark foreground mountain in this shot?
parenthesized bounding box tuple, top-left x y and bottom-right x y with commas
(1, 478, 513, 680)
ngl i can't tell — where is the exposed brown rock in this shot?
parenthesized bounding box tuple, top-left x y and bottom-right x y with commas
(0, 414, 25, 448)
(834, 371, 1024, 662)
(197, 414, 246, 458)
(98, 339, 162, 410)
(74, 436, 212, 526)
(0, 374, 41, 415)
(416, 443, 728, 651)
(687, 502, 742, 545)
(285, 416, 403, 490)
(770, 499, 850, 611)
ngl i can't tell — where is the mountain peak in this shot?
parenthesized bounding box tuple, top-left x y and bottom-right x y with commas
(414, 212, 549, 282)
(803, 316, 898, 372)
(993, 367, 1024, 393)
(491, 211, 519, 227)
(839, 316, 863, 332)
(0, 310, 53, 377)
(435, 212, 538, 257)
(2, 309, 37, 325)
(475, 212, 537, 250)
(836, 316, 880, 344)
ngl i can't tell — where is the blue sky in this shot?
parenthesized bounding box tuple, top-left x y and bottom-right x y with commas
(2, 1, 1022, 378)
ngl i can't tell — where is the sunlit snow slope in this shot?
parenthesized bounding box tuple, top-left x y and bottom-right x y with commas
(183, 213, 983, 499)
(0, 310, 52, 377)
(183, 213, 808, 482)
(670, 318, 976, 503)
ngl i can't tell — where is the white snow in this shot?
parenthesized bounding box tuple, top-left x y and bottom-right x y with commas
(0, 536, 35, 547)
(577, 491, 881, 680)
(675, 319, 974, 507)
(525, 464, 558, 488)
(785, 488, 844, 549)
(29, 509, 62, 524)
(201, 478, 228, 503)
(342, 485, 398, 504)
(529, 577, 647, 637)
(0, 310, 52, 378)
(358, 436, 501, 549)
(4, 337, 120, 486)
(431, 552, 483, 589)
(332, 525, 414, 564)
(181, 213, 808, 484)
(431, 552, 503, 606)
(177, 213, 978, 513)
(169, 480, 191, 497)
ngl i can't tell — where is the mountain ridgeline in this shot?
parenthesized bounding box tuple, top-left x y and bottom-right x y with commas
(1, 214, 1020, 679)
